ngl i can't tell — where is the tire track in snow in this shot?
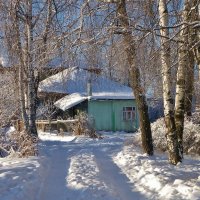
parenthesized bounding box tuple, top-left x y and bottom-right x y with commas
(66, 148, 118, 200)
(37, 142, 73, 200)
(37, 136, 146, 200)
(94, 149, 147, 200)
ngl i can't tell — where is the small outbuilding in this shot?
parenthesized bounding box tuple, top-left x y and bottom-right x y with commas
(38, 67, 139, 132)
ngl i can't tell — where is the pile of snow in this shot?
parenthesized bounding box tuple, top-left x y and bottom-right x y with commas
(114, 145, 200, 200)
(0, 156, 42, 200)
(67, 150, 102, 190)
(134, 116, 200, 155)
(66, 150, 116, 200)
(38, 131, 76, 142)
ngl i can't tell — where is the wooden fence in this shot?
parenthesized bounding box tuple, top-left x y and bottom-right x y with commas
(36, 119, 78, 133)
(12, 119, 78, 133)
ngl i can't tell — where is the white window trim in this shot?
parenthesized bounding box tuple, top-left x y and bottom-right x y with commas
(122, 107, 136, 121)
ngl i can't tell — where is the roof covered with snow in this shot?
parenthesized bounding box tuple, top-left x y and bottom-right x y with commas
(54, 93, 88, 111)
(38, 67, 135, 100)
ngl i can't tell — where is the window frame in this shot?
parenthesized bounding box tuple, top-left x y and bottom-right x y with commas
(122, 106, 136, 121)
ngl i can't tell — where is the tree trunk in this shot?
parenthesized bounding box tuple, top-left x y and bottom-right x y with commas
(196, 1, 200, 81)
(175, 45, 187, 159)
(26, 0, 38, 136)
(199, 65, 200, 82)
(14, 8, 29, 132)
(195, 1, 200, 108)
(175, 0, 192, 159)
(158, 0, 181, 164)
(185, 53, 194, 116)
(184, 0, 198, 115)
(117, 0, 153, 155)
(35, 0, 53, 99)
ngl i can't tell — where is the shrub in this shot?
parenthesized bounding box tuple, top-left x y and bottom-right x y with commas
(10, 131, 38, 157)
(0, 130, 38, 158)
(134, 114, 200, 156)
(70, 112, 102, 139)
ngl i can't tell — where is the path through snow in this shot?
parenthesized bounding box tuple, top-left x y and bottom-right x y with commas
(38, 141, 70, 200)
(38, 134, 141, 200)
(95, 149, 145, 200)
(1, 132, 200, 200)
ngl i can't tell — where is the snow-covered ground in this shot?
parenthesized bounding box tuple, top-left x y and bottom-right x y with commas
(0, 131, 200, 200)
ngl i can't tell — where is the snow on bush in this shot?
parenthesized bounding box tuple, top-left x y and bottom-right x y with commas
(0, 129, 38, 158)
(70, 112, 102, 139)
(134, 115, 200, 155)
(0, 127, 12, 157)
(10, 131, 38, 157)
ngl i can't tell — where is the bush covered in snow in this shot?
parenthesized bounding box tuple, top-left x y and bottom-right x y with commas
(0, 129, 38, 158)
(134, 114, 200, 156)
(70, 112, 102, 139)
(10, 131, 38, 157)
(0, 127, 12, 157)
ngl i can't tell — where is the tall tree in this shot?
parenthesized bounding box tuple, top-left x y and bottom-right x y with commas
(184, 0, 199, 116)
(101, 0, 153, 155)
(3, 0, 56, 136)
(26, 0, 38, 135)
(174, 0, 189, 158)
(158, 0, 181, 164)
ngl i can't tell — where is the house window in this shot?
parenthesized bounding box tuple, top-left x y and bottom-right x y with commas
(122, 107, 136, 121)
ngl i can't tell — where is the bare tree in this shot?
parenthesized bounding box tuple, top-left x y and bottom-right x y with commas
(184, 0, 199, 116)
(174, 21, 187, 159)
(158, 0, 181, 164)
(174, 0, 197, 158)
(0, 0, 58, 136)
(99, 0, 153, 155)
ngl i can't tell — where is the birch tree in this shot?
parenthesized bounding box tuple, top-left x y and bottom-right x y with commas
(2, 0, 57, 136)
(26, 0, 38, 136)
(158, 0, 181, 164)
(174, 0, 190, 158)
(184, 0, 199, 116)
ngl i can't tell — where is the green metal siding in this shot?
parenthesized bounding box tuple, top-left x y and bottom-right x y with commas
(88, 99, 138, 132)
(88, 100, 113, 131)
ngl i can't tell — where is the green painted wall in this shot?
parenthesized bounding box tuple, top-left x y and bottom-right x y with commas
(88, 99, 138, 132)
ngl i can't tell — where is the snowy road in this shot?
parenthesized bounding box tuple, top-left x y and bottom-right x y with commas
(94, 150, 145, 200)
(37, 134, 143, 200)
(1, 132, 200, 200)
(38, 142, 70, 200)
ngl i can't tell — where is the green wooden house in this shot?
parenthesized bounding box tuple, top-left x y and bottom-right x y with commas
(38, 67, 139, 132)
(88, 99, 138, 132)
